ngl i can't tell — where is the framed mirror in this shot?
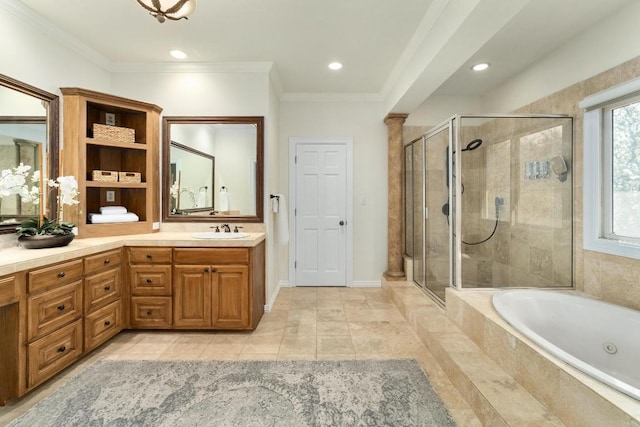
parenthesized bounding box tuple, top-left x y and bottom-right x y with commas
(162, 116, 264, 223)
(0, 74, 59, 234)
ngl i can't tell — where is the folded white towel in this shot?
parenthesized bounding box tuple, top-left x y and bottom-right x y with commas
(89, 213, 139, 224)
(100, 206, 128, 215)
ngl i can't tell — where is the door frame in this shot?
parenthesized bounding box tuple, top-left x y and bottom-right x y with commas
(288, 137, 354, 287)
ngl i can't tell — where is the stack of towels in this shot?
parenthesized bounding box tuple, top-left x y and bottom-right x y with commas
(88, 206, 139, 224)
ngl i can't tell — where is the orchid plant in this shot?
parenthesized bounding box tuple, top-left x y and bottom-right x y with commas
(0, 163, 79, 237)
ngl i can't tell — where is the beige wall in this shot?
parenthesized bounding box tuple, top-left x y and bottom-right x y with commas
(516, 55, 640, 311)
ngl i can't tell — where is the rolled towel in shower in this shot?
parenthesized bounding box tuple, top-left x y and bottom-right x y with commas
(99, 206, 128, 215)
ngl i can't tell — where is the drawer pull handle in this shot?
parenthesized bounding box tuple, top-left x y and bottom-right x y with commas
(104, 286, 111, 291)
(57, 272, 65, 278)
(146, 310, 152, 315)
(104, 320, 111, 327)
(57, 305, 65, 311)
(146, 278, 153, 283)
(146, 254, 152, 259)
(57, 346, 66, 353)
(104, 259, 110, 264)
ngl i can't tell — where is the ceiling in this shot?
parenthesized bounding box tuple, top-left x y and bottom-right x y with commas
(14, 0, 637, 106)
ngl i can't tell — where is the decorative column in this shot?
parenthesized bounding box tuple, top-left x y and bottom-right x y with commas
(383, 113, 408, 280)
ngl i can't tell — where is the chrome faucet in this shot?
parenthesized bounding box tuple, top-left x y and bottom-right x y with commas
(221, 224, 231, 232)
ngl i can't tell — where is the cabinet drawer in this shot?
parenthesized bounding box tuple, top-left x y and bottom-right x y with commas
(173, 248, 249, 265)
(84, 300, 122, 352)
(85, 267, 121, 313)
(129, 247, 172, 264)
(130, 297, 172, 328)
(0, 275, 17, 307)
(28, 259, 83, 293)
(130, 265, 172, 295)
(28, 280, 83, 341)
(84, 249, 121, 273)
(27, 319, 82, 388)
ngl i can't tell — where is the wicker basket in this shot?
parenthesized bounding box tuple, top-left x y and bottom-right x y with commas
(119, 171, 141, 183)
(92, 170, 118, 182)
(93, 123, 135, 143)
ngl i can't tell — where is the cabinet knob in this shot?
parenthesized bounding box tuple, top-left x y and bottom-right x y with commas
(57, 346, 66, 353)
(104, 258, 110, 264)
(104, 320, 111, 327)
(57, 305, 65, 311)
(211, 268, 217, 273)
(57, 272, 65, 278)
(104, 286, 111, 291)
(146, 254, 152, 259)
(204, 268, 209, 273)
(146, 310, 152, 316)
(146, 278, 153, 283)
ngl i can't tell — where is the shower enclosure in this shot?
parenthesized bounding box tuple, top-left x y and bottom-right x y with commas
(404, 114, 573, 305)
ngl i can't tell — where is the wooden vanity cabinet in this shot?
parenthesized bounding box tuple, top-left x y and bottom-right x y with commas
(128, 247, 173, 328)
(173, 243, 264, 330)
(26, 261, 85, 389)
(83, 249, 123, 352)
(0, 274, 23, 405)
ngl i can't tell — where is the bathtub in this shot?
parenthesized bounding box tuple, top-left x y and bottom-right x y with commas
(492, 289, 640, 401)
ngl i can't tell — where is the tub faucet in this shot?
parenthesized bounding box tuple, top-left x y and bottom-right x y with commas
(221, 224, 231, 232)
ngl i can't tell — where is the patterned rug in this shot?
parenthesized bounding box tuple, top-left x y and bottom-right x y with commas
(10, 359, 456, 427)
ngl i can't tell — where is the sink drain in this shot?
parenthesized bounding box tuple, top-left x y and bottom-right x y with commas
(603, 342, 618, 354)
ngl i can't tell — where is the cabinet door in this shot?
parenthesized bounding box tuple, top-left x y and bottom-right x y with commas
(211, 265, 250, 329)
(174, 265, 211, 328)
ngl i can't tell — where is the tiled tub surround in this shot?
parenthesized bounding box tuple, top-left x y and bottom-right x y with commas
(446, 289, 640, 426)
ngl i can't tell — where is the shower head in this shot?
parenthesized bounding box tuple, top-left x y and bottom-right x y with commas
(462, 139, 483, 152)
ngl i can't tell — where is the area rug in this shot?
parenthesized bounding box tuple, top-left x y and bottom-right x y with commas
(9, 359, 456, 427)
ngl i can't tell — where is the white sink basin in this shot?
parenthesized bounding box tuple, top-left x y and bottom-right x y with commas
(192, 232, 250, 239)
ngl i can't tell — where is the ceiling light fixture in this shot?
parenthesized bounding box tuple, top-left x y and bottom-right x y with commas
(471, 62, 490, 72)
(328, 62, 343, 71)
(135, 0, 196, 23)
(169, 49, 188, 59)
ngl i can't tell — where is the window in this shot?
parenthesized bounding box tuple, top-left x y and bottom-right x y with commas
(582, 77, 640, 259)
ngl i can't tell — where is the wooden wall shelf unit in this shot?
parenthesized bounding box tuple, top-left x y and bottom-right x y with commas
(61, 88, 162, 238)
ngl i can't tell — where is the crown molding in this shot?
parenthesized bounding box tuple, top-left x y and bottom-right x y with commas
(0, 0, 111, 71)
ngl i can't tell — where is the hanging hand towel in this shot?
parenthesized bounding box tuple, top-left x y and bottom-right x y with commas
(271, 196, 279, 213)
(275, 193, 289, 245)
(219, 186, 230, 212)
(197, 188, 207, 208)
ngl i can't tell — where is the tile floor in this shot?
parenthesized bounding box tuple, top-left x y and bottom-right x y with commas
(0, 286, 480, 426)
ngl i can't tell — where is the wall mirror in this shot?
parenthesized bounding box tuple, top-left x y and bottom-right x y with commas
(0, 74, 59, 234)
(162, 116, 264, 223)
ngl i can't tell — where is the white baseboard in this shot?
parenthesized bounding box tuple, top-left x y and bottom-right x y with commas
(264, 280, 291, 312)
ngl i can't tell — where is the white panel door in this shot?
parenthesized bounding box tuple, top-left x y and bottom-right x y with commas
(295, 143, 347, 286)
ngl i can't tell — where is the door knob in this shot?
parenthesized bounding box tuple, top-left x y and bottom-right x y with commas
(339, 220, 345, 226)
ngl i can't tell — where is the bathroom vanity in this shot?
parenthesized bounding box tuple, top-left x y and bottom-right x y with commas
(0, 232, 265, 404)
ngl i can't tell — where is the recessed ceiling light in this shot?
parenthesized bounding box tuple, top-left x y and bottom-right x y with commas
(170, 49, 188, 59)
(471, 62, 490, 72)
(328, 62, 343, 71)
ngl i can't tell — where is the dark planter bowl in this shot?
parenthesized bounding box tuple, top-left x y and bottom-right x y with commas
(18, 233, 75, 249)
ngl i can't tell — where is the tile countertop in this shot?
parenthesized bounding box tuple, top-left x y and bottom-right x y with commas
(0, 232, 266, 276)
